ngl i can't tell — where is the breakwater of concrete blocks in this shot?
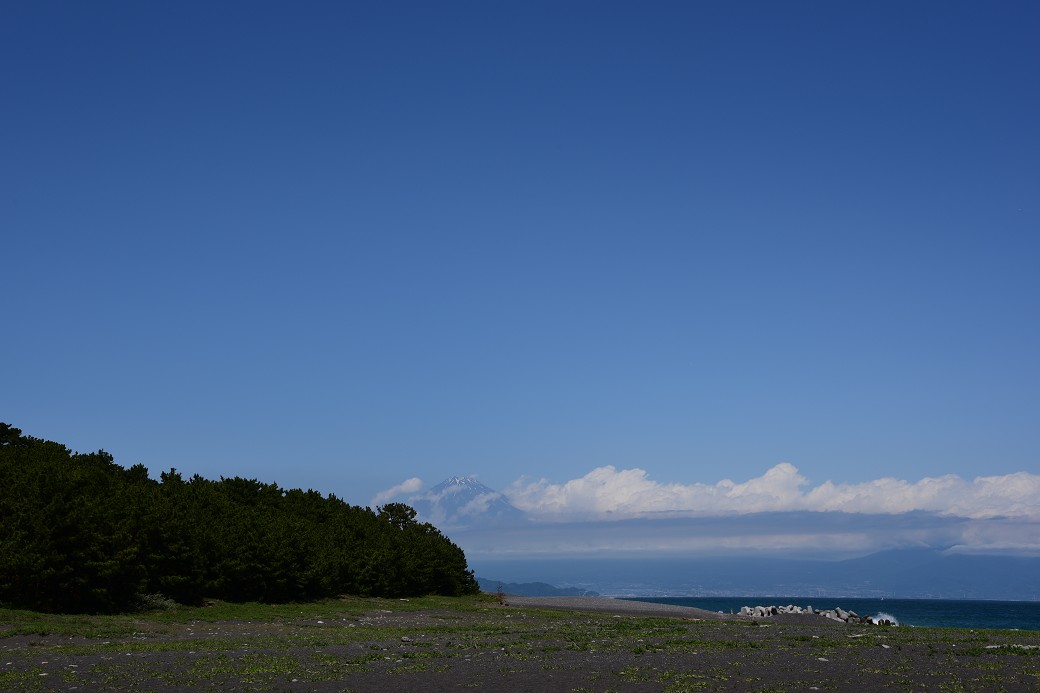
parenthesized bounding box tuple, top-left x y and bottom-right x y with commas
(738, 604, 896, 625)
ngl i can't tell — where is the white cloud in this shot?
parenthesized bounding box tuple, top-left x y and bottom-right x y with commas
(457, 493, 499, 518)
(370, 477, 424, 506)
(373, 467, 1040, 558)
(504, 464, 1040, 521)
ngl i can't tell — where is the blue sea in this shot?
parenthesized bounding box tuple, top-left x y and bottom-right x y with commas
(625, 597, 1040, 631)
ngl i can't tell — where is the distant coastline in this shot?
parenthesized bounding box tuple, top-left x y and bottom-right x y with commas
(627, 596, 1040, 631)
(469, 549, 1040, 602)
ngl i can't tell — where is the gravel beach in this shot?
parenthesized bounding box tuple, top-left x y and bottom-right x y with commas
(503, 595, 734, 620)
(2, 595, 1037, 691)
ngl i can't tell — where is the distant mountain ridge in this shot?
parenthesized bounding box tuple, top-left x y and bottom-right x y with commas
(409, 476, 525, 528)
(469, 549, 1040, 601)
(475, 576, 600, 597)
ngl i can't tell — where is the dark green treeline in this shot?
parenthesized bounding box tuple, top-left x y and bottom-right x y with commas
(0, 423, 477, 613)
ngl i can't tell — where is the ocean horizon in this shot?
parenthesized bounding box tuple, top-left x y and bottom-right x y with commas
(624, 597, 1040, 631)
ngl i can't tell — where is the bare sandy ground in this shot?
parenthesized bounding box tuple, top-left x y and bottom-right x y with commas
(503, 595, 732, 620)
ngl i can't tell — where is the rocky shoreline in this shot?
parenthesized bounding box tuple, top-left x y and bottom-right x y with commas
(738, 603, 896, 625)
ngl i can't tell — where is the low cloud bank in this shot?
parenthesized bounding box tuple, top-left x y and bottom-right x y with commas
(451, 511, 1040, 558)
(504, 464, 1040, 521)
(370, 466, 1040, 557)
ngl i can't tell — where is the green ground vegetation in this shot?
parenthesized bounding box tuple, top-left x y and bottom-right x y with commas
(1, 595, 1037, 692)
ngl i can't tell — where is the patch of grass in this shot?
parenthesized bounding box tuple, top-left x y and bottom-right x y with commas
(660, 637, 763, 653)
(0, 667, 46, 689)
(151, 594, 473, 624)
(658, 670, 715, 692)
(237, 653, 301, 683)
(0, 609, 145, 638)
(616, 664, 657, 682)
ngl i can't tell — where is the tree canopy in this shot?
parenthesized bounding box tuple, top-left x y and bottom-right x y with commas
(0, 423, 477, 613)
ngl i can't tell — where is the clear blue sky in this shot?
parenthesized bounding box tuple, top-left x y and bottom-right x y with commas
(4, 1, 1038, 509)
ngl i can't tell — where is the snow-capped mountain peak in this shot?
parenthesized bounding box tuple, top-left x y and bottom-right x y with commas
(431, 476, 497, 494)
(409, 476, 524, 528)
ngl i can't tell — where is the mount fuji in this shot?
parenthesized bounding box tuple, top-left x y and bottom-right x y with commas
(408, 476, 526, 529)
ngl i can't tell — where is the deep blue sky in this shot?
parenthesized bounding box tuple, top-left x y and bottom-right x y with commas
(4, 1, 1038, 508)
